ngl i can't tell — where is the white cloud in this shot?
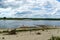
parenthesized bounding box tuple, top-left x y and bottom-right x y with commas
(0, 0, 60, 18)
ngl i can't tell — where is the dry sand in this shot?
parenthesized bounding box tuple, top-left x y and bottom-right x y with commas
(0, 29, 60, 40)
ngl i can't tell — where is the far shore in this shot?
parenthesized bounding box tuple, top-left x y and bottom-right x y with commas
(0, 18, 60, 20)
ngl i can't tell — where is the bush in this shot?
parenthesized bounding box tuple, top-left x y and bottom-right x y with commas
(3, 17, 6, 19)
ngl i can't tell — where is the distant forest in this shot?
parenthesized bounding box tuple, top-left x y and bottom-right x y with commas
(0, 17, 60, 20)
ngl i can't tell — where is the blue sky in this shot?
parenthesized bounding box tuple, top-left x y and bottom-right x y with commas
(0, 0, 60, 18)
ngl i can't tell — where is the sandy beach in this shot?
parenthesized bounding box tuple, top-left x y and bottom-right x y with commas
(0, 28, 60, 40)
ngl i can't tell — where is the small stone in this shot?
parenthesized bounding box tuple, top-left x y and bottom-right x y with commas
(2, 37, 5, 39)
(36, 32, 41, 35)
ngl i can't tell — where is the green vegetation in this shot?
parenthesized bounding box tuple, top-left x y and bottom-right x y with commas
(3, 17, 6, 19)
(2, 31, 8, 33)
(0, 28, 57, 33)
(48, 36, 60, 40)
(0, 27, 58, 34)
(0, 18, 60, 20)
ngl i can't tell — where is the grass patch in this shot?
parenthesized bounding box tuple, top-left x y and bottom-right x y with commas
(48, 36, 60, 40)
(2, 31, 8, 33)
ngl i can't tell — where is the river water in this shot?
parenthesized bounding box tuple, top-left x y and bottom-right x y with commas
(0, 20, 60, 28)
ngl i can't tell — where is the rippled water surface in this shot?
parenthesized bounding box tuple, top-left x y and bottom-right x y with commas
(0, 20, 60, 28)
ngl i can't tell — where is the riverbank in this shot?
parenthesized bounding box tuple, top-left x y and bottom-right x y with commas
(0, 27, 60, 40)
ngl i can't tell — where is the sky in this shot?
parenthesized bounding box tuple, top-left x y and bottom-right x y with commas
(0, 0, 60, 18)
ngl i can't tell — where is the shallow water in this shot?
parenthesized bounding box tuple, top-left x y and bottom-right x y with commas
(0, 20, 60, 28)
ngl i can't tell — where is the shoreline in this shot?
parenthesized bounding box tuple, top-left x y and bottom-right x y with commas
(0, 25, 59, 40)
(0, 28, 59, 40)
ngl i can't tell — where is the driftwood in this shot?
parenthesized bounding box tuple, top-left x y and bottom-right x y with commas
(8, 29, 16, 35)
